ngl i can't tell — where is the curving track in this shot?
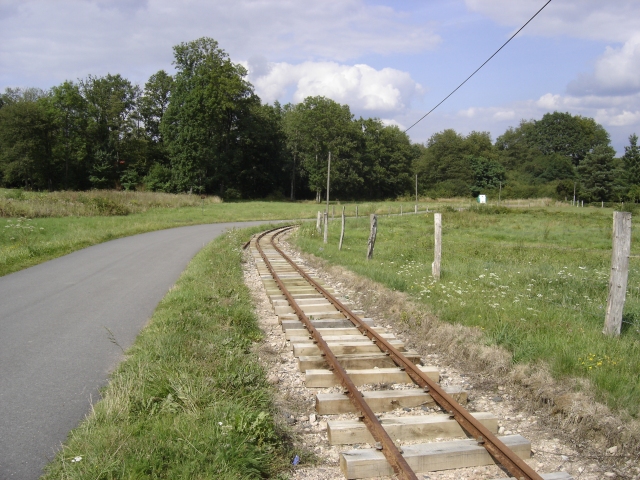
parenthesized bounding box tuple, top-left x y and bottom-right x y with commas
(251, 226, 573, 480)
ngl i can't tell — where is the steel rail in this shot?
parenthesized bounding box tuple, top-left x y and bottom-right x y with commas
(270, 227, 544, 480)
(254, 227, 419, 480)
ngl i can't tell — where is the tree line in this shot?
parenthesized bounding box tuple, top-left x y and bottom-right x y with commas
(1, 36, 638, 203)
(0, 37, 417, 200)
(415, 111, 640, 202)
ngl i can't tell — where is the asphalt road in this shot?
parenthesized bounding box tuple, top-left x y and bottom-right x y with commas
(0, 221, 267, 479)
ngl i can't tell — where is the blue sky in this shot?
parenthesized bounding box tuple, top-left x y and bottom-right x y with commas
(2, 0, 639, 154)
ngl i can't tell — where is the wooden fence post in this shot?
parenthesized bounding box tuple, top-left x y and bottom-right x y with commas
(415, 205, 417, 214)
(323, 211, 328, 244)
(316, 211, 322, 234)
(604, 211, 632, 336)
(367, 214, 377, 260)
(339, 206, 346, 250)
(400, 205, 403, 216)
(332, 205, 335, 218)
(432, 213, 442, 280)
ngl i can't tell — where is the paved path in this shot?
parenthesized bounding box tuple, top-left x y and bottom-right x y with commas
(0, 221, 267, 479)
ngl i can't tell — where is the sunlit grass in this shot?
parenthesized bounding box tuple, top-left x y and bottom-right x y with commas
(294, 206, 640, 417)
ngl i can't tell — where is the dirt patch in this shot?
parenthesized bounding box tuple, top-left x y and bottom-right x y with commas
(243, 236, 640, 480)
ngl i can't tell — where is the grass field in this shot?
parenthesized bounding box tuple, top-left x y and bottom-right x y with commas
(294, 206, 640, 418)
(0, 188, 449, 277)
(41, 226, 299, 480)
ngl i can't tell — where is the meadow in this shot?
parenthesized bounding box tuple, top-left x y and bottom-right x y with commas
(294, 206, 640, 417)
(0, 188, 444, 277)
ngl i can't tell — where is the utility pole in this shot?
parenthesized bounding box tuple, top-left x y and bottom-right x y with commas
(326, 152, 331, 214)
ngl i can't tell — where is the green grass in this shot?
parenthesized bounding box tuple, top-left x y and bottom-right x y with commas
(41, 226, 298, 480)
(294, 206, 640, 417)
(0, 188, 460, 277)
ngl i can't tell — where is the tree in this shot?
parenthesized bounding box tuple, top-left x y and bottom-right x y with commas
(138, 70, 173, 144)
(80, 74, 142, 188)
(360, 118, 415, 199)
(416, 129, 496, 197)
(294, 96, 358, 202)
(623, 134, 640, 187)
(0, 89, 58, 190)
(281, 103, 304, 200)
(469, 156, 506, 197)
(577, 145, 620, 202)
(161, 37, 258, 194)
(51, 81, 89, 189)
(528, 111, 610, 165)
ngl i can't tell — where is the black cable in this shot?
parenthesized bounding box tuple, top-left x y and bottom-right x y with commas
(404, 0, 553, 133)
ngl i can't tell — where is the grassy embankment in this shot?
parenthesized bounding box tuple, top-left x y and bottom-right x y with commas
(294, 206, 640, 417)
(42, 226, 300, 479)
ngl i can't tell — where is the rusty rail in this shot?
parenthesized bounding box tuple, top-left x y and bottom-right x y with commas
(254, 227, 419, 480)
(269, 226, 544, 480)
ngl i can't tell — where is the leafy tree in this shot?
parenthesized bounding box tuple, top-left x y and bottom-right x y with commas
(0, 89, 58, 189)
(360, 118, 415, 199)
(80, 74, 142, 188)
(528, 111, 610, 165)
(294, 96, 358, 202)
(469, 156, 506, 197)
(138, 70, 173, 144)
(161, 37, 257, 194)
(281, 102, 305, 200)
(416, 129, 496, 197)
(51, 81, 89, 189)
(623, 134, 640, 187)
(577, 145, 620, 202)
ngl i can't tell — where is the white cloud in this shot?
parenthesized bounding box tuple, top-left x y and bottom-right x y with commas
(568, 35, 640, 96)
(380, 118, 405, 129)
(250, 61, 424, 115)
(493, 110, 515, 121)
(464, 0, 640, 43)
(458, 107, 477, 118)
(0, 0, 440, 89)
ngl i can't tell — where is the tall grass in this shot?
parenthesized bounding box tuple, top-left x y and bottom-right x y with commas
(42, 226, 295, 480)
(293, 206, 640, 417)
(0, 189, 222, 217)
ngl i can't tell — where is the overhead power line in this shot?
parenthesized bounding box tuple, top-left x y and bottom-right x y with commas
(404, 0, 553, 133)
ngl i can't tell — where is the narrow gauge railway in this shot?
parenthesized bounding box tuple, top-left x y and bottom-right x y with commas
(250, 226, 573, 480)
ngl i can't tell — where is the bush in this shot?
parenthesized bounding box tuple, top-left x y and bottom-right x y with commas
(143, 164, 173, 192)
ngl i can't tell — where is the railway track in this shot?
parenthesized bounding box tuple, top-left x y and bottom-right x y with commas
(249, 226, 574, 480)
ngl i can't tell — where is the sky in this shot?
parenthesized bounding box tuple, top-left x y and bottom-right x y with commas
(1, 0, 640, 155)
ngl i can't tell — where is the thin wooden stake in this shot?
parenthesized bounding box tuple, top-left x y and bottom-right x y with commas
(367, 214, 377, 260)
(604, 211, 632, 336)
(339, 206, 346, 251)
(356, 205, 358, 218)
(323, 211, 329, 244)
(432, 213, 442, 280)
